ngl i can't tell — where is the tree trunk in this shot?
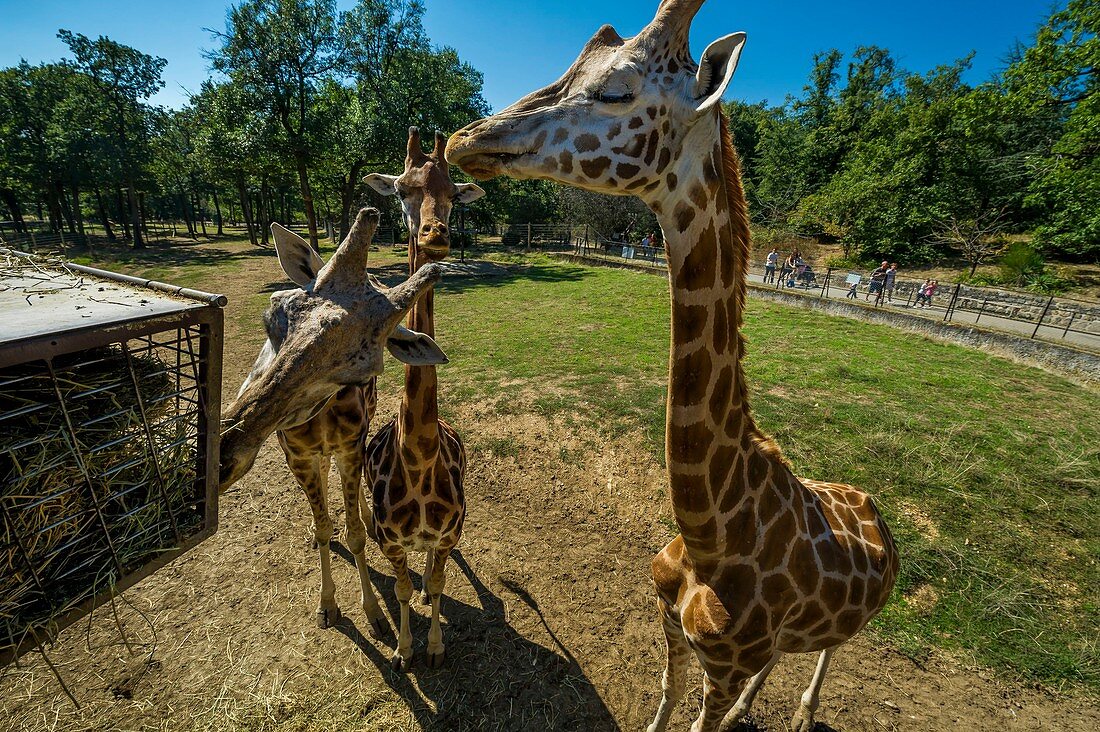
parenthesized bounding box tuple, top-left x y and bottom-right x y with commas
(70, 183, 86, 243)
(93, 188, 115, 241)
(0, 188, 27, 233)
(45, 185, 63, 233)
(179, 193, 193, 237)
(115, 188, 130, 241)
(126, 179, 144, 249)
(293, 152, 320, 251)
(970, 259, 979, 277)
(196, 194, 208, 237)
(256, 188, 269, 246)
(56, 181, 76, 235)
(338, 162, 363, 243)
(281, 191, 289, 224)
(213, 189, 224, 235)
(238, 180, 256, 246)
(138, 192, 150, 242)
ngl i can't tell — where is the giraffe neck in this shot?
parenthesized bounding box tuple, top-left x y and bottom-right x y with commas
(649, 109, 769, 563)
(399, 244, 440, 474)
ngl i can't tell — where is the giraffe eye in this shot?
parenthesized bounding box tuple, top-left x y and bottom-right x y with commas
(598, 91, 634, 104)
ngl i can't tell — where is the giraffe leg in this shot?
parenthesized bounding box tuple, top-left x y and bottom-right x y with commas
(385, 548, 414, 671)
(288, 454, 340, 628)
(647, 600, 692, 732)
(336, 450, 386, 639)
(691, 670, 745, 732)
(719, 653, 782, 731)
(419, 550, 434, 606)
(424, 546, 451, 668)
(790, 648, 834, 732)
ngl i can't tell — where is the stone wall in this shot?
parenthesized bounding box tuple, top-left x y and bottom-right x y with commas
(888, 280, 1100, 334)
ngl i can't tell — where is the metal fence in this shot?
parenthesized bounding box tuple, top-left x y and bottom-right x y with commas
(565, 242, 1100, 351)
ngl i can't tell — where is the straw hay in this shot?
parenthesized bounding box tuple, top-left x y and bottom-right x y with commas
(1, 344, 202, 660)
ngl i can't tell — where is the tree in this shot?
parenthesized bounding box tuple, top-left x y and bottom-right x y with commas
(1005, 0, 1099, 259)
(208, 0, 342, 250)
(58, 30, 165, 248)
(936, 208, 1010, 275)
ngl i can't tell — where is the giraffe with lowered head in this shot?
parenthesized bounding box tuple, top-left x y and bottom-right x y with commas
(219, 207, 447, 638)
(447, 2, 899, 730)
(362, 128, 484, 671)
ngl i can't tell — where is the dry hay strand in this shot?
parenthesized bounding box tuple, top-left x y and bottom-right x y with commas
(1, 344, 201, 659)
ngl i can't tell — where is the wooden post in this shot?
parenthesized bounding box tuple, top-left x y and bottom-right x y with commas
(526, 222, 531, 253)
(819, 267, 831, 299)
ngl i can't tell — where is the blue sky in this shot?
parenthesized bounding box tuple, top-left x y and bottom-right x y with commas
(0, 0, 1058, 112)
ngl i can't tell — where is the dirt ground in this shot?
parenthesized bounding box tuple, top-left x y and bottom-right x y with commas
(1, 240, 1097, 731)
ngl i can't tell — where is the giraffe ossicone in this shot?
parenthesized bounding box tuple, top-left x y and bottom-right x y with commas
(220, 206, 444, 634)
(448, 1, 899, 730)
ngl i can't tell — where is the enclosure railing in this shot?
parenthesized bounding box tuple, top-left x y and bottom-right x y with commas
(562, 243, 1100, 352)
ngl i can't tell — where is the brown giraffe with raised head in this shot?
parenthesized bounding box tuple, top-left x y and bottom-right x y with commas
(362, 128, 484, 671)
(219, 207, 448, 639)
(447, 2, 899, 730)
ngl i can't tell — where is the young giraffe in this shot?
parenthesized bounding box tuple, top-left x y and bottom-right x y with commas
(220, 208, 447, 639)
(447, 2, 899, 730)
(362, 128, 485, 671)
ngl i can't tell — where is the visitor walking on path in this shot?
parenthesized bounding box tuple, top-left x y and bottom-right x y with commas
(884, 263, 898, 302)
(784, 249, 801, 288)
(846, 281, 858, 299)
(866, 261, 888, 301)
(765, 248, 778, 283)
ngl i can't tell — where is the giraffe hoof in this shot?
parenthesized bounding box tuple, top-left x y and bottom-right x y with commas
(391, 653, 411, 672)
(426, 649, 445, 669)
(316, 607, 341, 629)
(367, 615, 389, 640)
(790, 708, 815, 732)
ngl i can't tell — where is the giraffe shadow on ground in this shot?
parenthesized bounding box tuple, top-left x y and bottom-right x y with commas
(331, 544, 619, 731)
(729, 722, 838, 732)
(368, 258, 591, 296)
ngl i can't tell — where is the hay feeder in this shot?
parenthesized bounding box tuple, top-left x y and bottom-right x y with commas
(0, 248, 224, 666)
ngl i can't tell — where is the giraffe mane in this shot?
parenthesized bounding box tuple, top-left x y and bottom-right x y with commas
(717, 110, 788, 465)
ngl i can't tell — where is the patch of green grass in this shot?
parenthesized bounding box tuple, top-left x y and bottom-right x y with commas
(429, 255, 1100, 691)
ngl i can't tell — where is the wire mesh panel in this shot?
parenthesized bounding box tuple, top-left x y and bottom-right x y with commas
(0, 250, 222, 665)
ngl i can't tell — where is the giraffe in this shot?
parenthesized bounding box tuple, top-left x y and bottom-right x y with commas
(219, 207, 448, 638)
(446, 2, 899, 730)
(361, 128, 484, 671)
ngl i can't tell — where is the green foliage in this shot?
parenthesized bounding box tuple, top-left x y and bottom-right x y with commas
(729, 1, 1098, 265)
(999, 241, 1048, 286)
(1006, 0, 1100, 259)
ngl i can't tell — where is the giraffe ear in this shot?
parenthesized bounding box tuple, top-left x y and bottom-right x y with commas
(272, 223, 324, 287)
(386, 325, 449, 366)
(454, 182, 486, 204)
(363, 173, 400, 197)
(692, 32, 746, 112)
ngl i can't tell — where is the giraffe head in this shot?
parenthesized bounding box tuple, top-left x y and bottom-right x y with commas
(446, 0, 744, 203)
(219, 208, 446, 491)
(364, 127, 485, 262)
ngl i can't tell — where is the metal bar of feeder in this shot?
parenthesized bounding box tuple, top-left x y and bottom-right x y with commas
(122, 345, 182, 543)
